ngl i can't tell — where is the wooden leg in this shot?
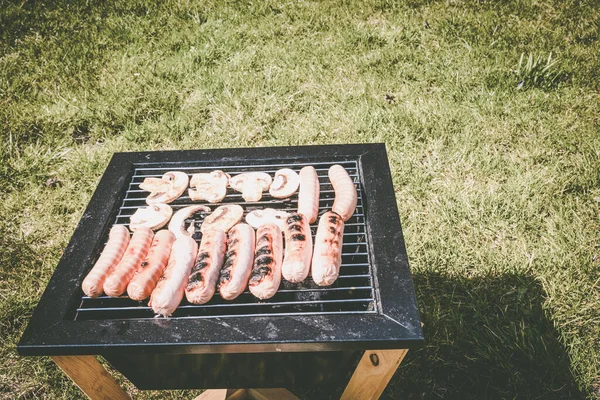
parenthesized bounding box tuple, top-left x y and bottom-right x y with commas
(340, 349, 408, 400)
(51, 355, 130, 400)
(226, 389, 249, 400)
(195, 389, 246, 400)
(247, 388, 299, 400)
(195, 388, 298, 400)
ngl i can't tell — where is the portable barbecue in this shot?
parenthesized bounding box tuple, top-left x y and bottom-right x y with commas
(18, 143, 423, 399)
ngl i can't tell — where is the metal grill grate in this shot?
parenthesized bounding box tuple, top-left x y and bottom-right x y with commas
(74, 160, 375, 321)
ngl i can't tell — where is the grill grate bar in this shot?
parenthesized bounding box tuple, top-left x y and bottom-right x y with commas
(128, 174, 361, 184)
(81, 285, 373, 301)
(76, 159, 375, 321)
(76, 310, 378, 322)
(116, 202, 364, 211)
(77, 298, 374, 314)
(132, 160, 358, 171)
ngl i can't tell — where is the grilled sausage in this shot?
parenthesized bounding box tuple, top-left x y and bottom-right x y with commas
(297, 166, 320, 224)
(329, 165, 357, 222)
(103, 227, 154, 297)
(82, 225, 130, 298)
(281, 213, 312, 283)
(249, 224, 283, 299)
(127, 230, 175, 301)
(311, 211, 344, 286)
(150, 236, 198, 317)
(185, 230, 227, 304)
(219, 224, 255, 300)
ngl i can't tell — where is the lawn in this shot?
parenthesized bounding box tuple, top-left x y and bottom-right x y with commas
(1, 0, 599, 398)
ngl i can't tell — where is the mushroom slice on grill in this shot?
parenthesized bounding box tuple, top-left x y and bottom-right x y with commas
(138, 178, 170, 192)
(200, 205, 244, 233)
(130, 204, 173, 231)
(229, 172, 272, 202)
(189, 170, 230, 203)
(245, 208, 289, 230)
(269, 168, 300, 198)
(140, 171, 189, 204)
(169, 205, 211, 239)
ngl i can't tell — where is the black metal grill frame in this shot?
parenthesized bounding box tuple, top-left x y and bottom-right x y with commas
(18, 144, 423, 356)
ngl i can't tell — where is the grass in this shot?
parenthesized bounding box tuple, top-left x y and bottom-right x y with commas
(1, 0, 599, 398)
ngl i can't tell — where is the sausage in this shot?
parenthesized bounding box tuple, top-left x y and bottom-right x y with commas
(149, 236, 198, 317)
(185, 229, 227, 304)
(218, 224, 255, 300)
(297, 166, 320, 224)
(248, 223, 283, 299)
(103, 227, 154, 297)
(311, 211, 344, 286)
(126, 230, 175, 301)
(82, 225, 130, 298)
(281, 213, 312, 283)
(329, 165, 357, 222)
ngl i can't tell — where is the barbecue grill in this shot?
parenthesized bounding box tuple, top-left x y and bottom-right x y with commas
(18, 143, 423, 399)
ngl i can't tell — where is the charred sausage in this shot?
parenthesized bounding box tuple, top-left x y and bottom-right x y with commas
(281, 213, 312, 283)
(82, 225, 130, 298)
(329, 165, 357, 222)
(297, 166, 320, 224)
(149, 236, 198, 317)
(311, 211, 344, 286)
(127, 230, 175, 301)
(249, 223, 283, 299)
(218, 224, 255, 300)
(185, 230, 227, 304)
(103, 227, 154, 297)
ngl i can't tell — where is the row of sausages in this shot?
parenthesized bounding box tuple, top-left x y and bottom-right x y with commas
(81, 164, 357, 317)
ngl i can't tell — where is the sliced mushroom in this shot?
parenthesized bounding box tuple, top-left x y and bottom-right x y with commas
(229, 172, 272, 202)
(269, 168, 300, 198)
(140, 171, 189, 205)
(200, 205, 244, 233)
(168, 205, 211, 239)
(138, 178, 171, 192)
(188, 170, 230, 203)
(245, 208, 289, 230)
(130, 204, 173, 231)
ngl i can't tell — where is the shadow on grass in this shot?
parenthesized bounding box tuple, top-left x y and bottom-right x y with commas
(383, 271, 585, 399)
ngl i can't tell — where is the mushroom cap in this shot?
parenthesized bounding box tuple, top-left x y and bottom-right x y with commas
(168, 205, 211, 239)
(189, 170, 230, 203)
(245, 208, 289, 230)
(139, 178, 171, 192)
(200, 204, 244, 233)
(142, 171, 189, 205)
(229, 172, 272, 202)
(130, 204, 173, 231)
(269, 168, 300, 198)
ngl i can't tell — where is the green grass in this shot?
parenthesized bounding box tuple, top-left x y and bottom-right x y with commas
(1, 0, 599, 398)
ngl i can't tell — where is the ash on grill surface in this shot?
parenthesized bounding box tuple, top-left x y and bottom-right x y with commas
(75, 160, 375, 321)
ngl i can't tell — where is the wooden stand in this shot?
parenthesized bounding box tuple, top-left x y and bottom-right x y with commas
(52, 349, 408, 400)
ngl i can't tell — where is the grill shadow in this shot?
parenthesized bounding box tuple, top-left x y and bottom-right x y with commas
(382, 271, 586, 400)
